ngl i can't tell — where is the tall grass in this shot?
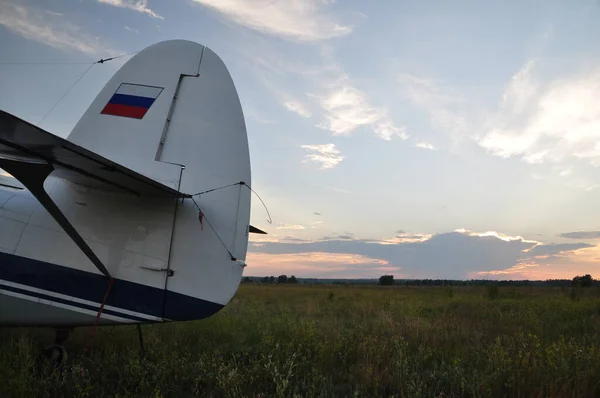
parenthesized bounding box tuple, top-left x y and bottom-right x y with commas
(1, 285, 599, 397)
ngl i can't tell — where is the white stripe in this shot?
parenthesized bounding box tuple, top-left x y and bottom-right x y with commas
(0, 288, 132, 323)
(116, 83, 162, 99)
(0, 279, 163, 322)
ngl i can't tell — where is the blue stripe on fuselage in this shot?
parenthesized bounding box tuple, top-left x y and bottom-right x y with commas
(0, 252, 223, 322)
(108, 94, 155, 109)
(0, 284, 151, 322)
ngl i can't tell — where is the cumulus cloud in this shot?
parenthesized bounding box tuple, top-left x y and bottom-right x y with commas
(283, 100, 311, 118)
(315, 77, 407, 140)
(301, 143, 344, 169)
(0, 2, 116, 56)
(97, 0, 163, 19)
(477, 60, 600, 167)
(560, 231, 600, 239)
(191, 0, 351, 41)
(249, 229, 595, 279)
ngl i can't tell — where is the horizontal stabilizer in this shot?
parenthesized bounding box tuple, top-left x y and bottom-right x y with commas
(0, 110, 188, 198)
(249, 225, 267, 234)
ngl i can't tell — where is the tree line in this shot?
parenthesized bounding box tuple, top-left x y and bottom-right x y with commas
(379, 274, 598, 287)
(242, 275, 298, 284)
(242, 274, 597, 287)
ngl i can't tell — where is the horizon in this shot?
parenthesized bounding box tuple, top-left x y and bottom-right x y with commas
(2, 0, 600, 280)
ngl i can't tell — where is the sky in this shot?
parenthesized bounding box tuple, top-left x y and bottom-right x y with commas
(1, 0, 600, 280)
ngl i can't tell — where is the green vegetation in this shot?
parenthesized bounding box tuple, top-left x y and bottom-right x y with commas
(1, 284, 600, 397)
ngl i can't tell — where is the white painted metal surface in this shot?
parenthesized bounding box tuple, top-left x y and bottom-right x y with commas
(0, 40, 252, 326)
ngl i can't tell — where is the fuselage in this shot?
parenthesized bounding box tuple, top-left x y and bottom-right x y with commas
(0, 176, 245, 327)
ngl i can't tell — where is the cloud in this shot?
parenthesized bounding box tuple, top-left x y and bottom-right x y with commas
(457, 229, 539, 244)
(246, 108, 275, 124)
(283, 100, 311, 118)
(191, 0, 351, 41)
(416, 142, 436, 150)
(397, 73, 467, 138)
(249, 228, 596, 279)
(124, 25, 139, 34)
(313, 212, 322, 216)
(315, 76, 407, 140)
(275, 224, 306, 230)
(477, 60, 600, 167)
(0, 2, 116, 56)
(526, 243, 593, 256)
(301, 143, 344, 169)
(246, 252, 395, 279)
(97, 0, 163, 19)
(560, 231, 600, 239)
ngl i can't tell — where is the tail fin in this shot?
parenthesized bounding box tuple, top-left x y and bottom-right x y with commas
(69, 39, 251, 261)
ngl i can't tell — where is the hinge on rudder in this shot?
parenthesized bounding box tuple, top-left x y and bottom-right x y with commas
(139, 265, 175, 276)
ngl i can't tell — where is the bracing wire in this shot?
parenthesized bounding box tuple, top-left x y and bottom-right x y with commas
(191, 182, 243, 196)
(34, 51, 139, 127)
(0, 61, 94, 65)
(191, 181, 272, 225)
(244, 183, 273, 225)
(37, 63, 95, 126)
(0, 50, 140, 66)
(191, 196, 236, 261)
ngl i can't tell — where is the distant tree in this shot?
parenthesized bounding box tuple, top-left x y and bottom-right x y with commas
(289, 275, 298, 284)
(378, 275, 394, 286)
(242, 276, 252, 283)
(277, 275, 288, 284)
(261, 276, 269, 284)
(572, 274, 594, 287)
(269, 276, 275, 284)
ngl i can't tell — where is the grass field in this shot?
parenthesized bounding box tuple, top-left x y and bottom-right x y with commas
(1, 284, 600, 397)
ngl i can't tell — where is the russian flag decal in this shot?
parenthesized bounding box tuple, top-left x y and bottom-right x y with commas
(101, 83, 163, 119)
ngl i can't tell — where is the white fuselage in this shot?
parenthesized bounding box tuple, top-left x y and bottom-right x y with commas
(0, 175, 245, 327)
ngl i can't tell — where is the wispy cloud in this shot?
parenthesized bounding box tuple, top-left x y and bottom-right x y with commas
(124, 25, 139, 34)
(477, 60, 600, 167)
(0, 2, 116, 56)
(276, 224, 306, 230)
(246, 252, 394, 279)
(246, 108, 276, 124)
(416, 142, 436, 150)
(191, 0, 351, 41)
(301, 143, 344, 169)
(559, 231, 600, 239)
(315, 75, 407, 140)
(97, 0, 163, 19)
(283, 100, 311, 118)
(397, 73, 467, 138)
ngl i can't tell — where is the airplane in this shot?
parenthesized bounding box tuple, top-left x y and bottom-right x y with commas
(0, 39, 267, 362)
